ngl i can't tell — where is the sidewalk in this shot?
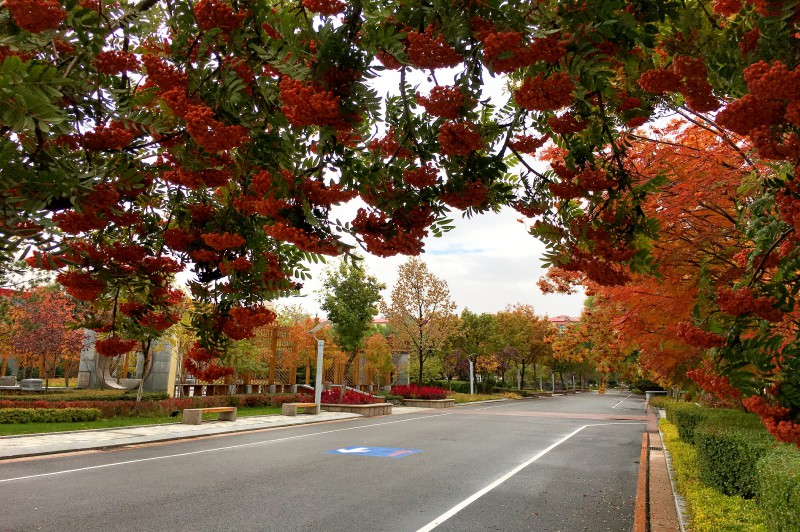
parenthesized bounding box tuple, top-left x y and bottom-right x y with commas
(0, 407, 427, 460)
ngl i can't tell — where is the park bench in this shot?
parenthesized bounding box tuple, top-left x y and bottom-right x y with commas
(281, 402, 320, 416)
(182, 406, 237, 425)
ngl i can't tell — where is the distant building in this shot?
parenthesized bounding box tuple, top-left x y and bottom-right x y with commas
(548, 315, 580, 331)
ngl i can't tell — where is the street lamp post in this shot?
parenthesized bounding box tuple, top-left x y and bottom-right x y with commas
(308, 320, 331, 409)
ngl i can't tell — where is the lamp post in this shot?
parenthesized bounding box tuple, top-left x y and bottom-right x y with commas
(308, 320, 331, 408)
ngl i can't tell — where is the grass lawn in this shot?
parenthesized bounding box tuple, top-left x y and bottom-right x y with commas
(0, 405, 283, 436)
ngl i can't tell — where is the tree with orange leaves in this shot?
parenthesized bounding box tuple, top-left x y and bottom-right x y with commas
(10, 285, 84, 390)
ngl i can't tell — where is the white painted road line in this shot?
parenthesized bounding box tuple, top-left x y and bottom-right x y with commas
(612, 394, 632, 409)
(415, 422, 645, 532)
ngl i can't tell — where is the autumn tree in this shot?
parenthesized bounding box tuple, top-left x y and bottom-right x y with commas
(495, 304, 553, 389)
(11, 285, 83, 390)
(318, 258, 384, 399)
(380, 257, 457, 385)
(4, 0, 800, 442)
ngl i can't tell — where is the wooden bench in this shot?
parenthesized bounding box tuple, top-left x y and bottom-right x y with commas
(281, 402, 320, 416)
(182, 406, 237, 425)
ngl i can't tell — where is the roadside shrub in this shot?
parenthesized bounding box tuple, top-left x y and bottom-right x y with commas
(660, 419, 767, 531)
(648, 396, 675, 409)
(0, 391, 169, 402)
(694, 409, 775, 498)
(0, 408, 101, 423)
(757, 444, 800, 531)
(392, 384, 447, 400)
(665, 402, 711, 444)
(269, 394, 304, 407)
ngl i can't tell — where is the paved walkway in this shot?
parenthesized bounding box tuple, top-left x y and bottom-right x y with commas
(0, 407, 427, 460)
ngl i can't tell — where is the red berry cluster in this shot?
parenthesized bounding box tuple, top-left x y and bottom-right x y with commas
(405, 25, 462, 70)
(184, 104, 249, 152)
(193, 0, 249, 34)
(351, 207, 432, 257)
(94, 336, 139, 357)
(263, 222, 342, 255)
(742, 394, 800, 447)
(403, 164, 438, 188)
(547, 113, 587, 134)
(675, 322, 726, 348)
(56, 271, 107, 300)
(481, 32, 566, 73)
(219, 257, 253, 275)
(279, 77, 342, 128)
(514, 73, 575, 111)
(416, 86, 465, 119)
(201, 232, 246, 250)
(713, 0, 742, 16)
(219, 306, 276, 340)
(94, 51, 141, 75)
(141, 55, 188, 92)
(5, 0, 66, 33)
(302, 0, 346, 16)
(367, 130, 413, 159)
(509, 134, 547, 154)
(184, 343, 233, 382)
(716, 286, 784, 322)
(638, 56, 718, 112)
(79, 125, 134, 151)
(440, 180, 489, 210)
(438, 121, 483, 156)
(687, 364, 743, 401)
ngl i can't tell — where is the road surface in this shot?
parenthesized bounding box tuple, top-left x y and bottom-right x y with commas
(0, 391, 646, 531)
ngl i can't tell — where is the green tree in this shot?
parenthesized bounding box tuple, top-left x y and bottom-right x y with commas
(318, 258, 384, 399)
(452, 309, 499, 392)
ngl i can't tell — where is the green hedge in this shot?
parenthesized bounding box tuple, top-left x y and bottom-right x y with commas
(665, 401, 712, 444)
(694, 409, 774, 498)
(757, 444, 800, 531)
(0, 391, 169, 402)
(0, 408, 102, 424)
(660, 419, 767, 532)
(648, 396, 675, 409)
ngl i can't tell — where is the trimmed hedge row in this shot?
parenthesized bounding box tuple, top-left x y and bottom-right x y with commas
(0, 393, 306, 419)
(757, 444, 800, 532)
(660, 419, 767, 532)
(0, 408, 101, 424)
(661, 401, 800, 531)
(694, 409, 775, 498)
(0, 391, 169, 402)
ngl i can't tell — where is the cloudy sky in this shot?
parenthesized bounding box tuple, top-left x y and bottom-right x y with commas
(275, 202, 587, 319)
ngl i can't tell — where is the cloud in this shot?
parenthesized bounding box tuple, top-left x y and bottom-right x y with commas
(276, 206, 585, 319)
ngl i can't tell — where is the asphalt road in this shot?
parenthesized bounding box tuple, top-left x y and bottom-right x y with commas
(0, 391, 646, 532)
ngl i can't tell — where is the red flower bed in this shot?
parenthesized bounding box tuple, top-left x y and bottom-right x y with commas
(391, 384, 447, 400)
(318, 389, 376, 405)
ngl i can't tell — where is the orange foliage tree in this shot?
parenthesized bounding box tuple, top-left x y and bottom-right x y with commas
(9, 286, 84, 389)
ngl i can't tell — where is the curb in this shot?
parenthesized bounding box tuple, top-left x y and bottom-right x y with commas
(634, 407, 681, 531)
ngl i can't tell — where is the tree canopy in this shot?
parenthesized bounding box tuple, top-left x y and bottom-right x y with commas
(2, 0, 800, 443)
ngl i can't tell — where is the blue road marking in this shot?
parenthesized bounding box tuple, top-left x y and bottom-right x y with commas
(325, 446, 422, 458)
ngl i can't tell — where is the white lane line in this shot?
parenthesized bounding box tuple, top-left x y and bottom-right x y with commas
(415, 422, 645, 532)
(0, 412, 452, 484)
(612, 394, 632, 409)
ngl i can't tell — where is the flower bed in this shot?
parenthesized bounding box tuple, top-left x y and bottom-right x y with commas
(392, 384, 447, 400)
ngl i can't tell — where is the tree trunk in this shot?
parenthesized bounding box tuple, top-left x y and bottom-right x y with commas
(520, 362, 526, 390)
(417, 348, 424, 385)
(135, 342, 153, 402)
(340, 350, 358, 402)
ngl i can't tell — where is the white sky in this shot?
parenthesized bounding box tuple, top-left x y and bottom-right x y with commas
(276, 203, 586, 319)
